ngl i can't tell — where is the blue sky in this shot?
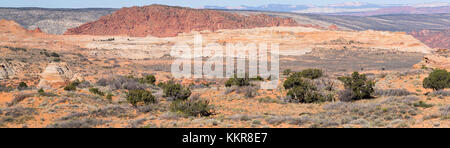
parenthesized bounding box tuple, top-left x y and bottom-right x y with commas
(0, 0, 448, 8)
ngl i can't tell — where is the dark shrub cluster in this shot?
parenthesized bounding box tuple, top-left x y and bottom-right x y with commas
(283, 69, 292, 76)
(89, 88, 105, 96)
(225, 74, 251, 87)
(338, 72, 375, 102)
(17, 82, 28, 90)
(298, 68, 323, 79)
(106, 93, 114, 102)
(64, 80, 80, 91)
(283, 71, 329, 103)
(423, 69, 450, 91)
(139, 75, 156, 85)
(170, 99, 213, 117)
(160, 81, 191, 101)
(126, 90, 157, 106)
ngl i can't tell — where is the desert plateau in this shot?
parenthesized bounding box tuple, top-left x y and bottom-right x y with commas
(0, 3, 449, 129)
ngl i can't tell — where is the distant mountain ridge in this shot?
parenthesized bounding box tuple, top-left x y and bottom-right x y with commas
(205, 2, 450, 16)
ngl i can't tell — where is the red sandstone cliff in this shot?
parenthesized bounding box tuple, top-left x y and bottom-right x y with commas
(64, 5, 298, 37)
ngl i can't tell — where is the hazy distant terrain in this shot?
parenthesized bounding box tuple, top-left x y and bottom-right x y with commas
(0, 7, 117, 34)
(0, 7, 448, 34)
(230, 10, 450, 32)
(205, 2, 450, 16)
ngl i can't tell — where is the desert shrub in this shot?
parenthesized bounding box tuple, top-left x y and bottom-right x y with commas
(4, 46, 26, 52)
(430, 90, 450, 97)
(64, 80, 80, 91)
(53, 58, 61, 62)
(413, 101, 433, 108)
(96, 78, 108, 86)
(283, 72, 326, 103)
(161, 81, 191, 101)
(136, 104, 160, 113)
(123, 81, 145, 90)
(89, 88, 105, 96)
(46, 119, 108, 128)
(235, 86, 258, 98)
(139, 75, 156, 85)
(423, 69, 450, 91)
(313, 78, 336, 91)
(8, 93, 34, 107)
(338, 89, 356, 102)
(265, 116, 311, 125)
(17, 82, 28, 90)
(108, 76, 147, 90)
(374, 89, 412, 96)
(50, 52, 60, 57)
(283, 69, 292, 76)
(283, 73, 310, 89)
(440, 105, 449, 119)
(38, 88, 44, 94)
(77, 81, 91, 88)
(225, 77, 250, 87)
(170, 99, 213, 117)
(287, 86, 325, 103)
(225, 78, 234, 87)
(126, 90, 157, 106)
(0, 106, 36, 124)
(299, 68, 323, 79)
(338, 72, 375, 101)
(258, 97, 282, 104)
(0, 85, 14, 92)
(89, 105, 131, 117)
(224, 87, 236, 95)
(106, 93, 113, 102)
(37, 88, 57, 97)
(64, 84, 76, 91)
(319, 97, 420, 127)
(250, 76, 264, 81)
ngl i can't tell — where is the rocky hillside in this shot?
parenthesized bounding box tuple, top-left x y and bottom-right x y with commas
(64, 5, 298, 37)
(410, 29, 450, 49)
(0, 8, 116, 34)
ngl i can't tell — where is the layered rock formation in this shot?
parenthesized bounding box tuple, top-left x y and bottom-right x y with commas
(410, 29, 450, 49)
(64, 5, 298, 37)
(0, 63, 15, 80)
(38, 63, 73, 88)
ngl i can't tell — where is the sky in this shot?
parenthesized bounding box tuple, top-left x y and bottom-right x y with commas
(0, 0, 449, 8)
